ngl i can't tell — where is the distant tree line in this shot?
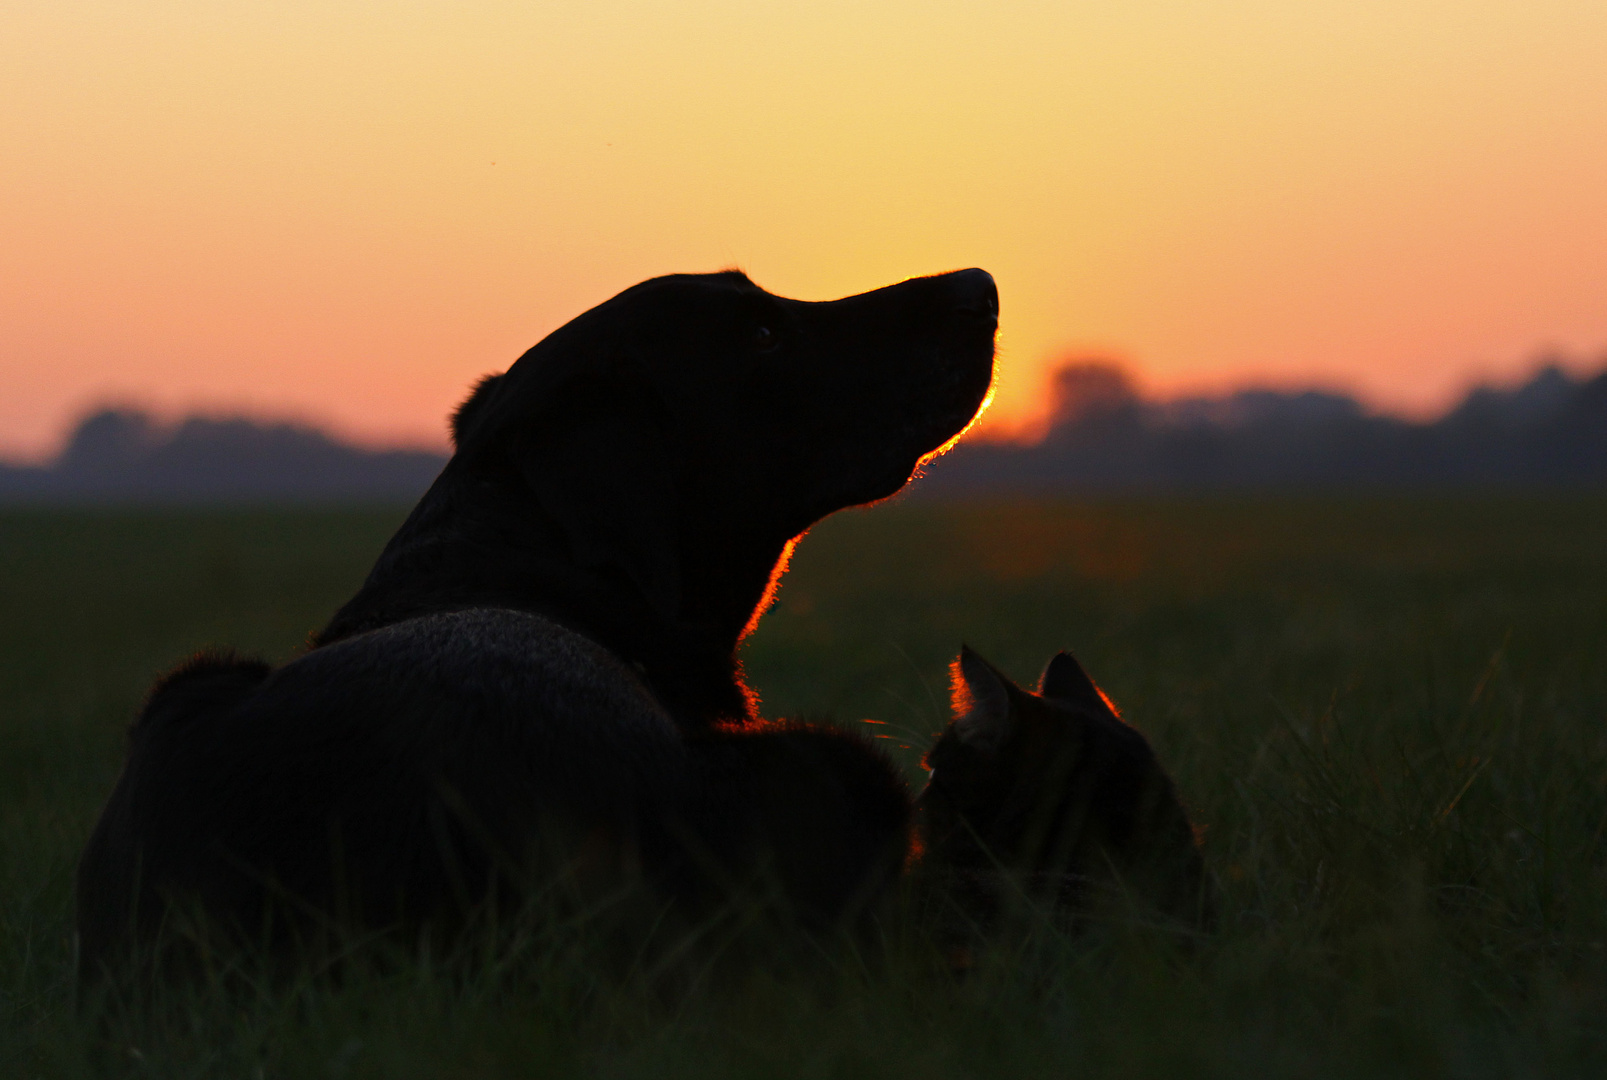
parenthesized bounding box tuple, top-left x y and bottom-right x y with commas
(4, 360, 1604, 503)
(917, 361, 1607, 493)
(0, 410, 447, 503)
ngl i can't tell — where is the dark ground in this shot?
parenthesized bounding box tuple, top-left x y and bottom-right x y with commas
(3, 496, 1606, 1078)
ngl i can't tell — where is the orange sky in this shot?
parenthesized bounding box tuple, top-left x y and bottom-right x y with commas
(4, 0, 1606, 459)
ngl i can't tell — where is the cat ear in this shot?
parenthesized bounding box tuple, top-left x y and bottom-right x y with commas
(1039, 651, 1118, 716)
(950, 646, 1014, 752)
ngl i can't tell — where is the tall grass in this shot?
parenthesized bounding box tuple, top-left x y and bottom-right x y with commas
(3, 496, 1605, 1077)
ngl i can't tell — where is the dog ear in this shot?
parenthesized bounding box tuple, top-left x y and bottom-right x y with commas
(507, 376, 681, 621)
(449, 323, 684, 622)
(448, 309, 626, 462)
(949, 645, 1014, 752)
(451, 374, 506, 448)
(1039, 651, 1119, 717)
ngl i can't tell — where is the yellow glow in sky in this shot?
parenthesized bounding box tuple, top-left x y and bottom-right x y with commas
(4, 0, 1606, 456)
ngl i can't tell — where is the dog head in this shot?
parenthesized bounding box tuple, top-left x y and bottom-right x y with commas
(448, 269, 997, 628)
(918, 647, 1212, 931)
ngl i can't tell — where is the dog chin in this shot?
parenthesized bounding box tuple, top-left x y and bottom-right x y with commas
(851, 458, 928, 508)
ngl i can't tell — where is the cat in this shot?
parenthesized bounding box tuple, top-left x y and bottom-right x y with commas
(916, 646, 1213, 942)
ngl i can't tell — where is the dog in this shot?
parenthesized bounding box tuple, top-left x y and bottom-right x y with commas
(917, 647, 1212, 944)
(315, 268, 999, 729)
(76, 269, 997, 983)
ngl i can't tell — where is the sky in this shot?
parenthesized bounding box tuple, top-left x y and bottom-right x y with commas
(4, 0, 1606, 459)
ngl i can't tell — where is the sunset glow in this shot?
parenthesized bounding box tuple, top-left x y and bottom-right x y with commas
(5, 1, 1606, 458)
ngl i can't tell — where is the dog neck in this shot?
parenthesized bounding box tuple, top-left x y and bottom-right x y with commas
(314, 459, 776, 730)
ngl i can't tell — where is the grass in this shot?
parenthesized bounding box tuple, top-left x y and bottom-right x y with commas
(3, 495, 1606, 1077)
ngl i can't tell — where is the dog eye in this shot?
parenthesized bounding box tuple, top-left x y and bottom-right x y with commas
(751, 326, 779, 353)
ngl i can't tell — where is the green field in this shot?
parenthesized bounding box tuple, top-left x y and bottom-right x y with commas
(4, 497, 1606, 1077)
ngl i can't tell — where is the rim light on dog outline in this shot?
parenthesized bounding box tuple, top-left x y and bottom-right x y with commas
(739, 533, 801, 643)
(915, 358, 999, 475)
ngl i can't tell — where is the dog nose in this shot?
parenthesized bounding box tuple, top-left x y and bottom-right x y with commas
(948, 268, 998, 320)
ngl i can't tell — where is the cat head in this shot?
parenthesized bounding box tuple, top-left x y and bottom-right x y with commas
(917, 646, 1212, 930)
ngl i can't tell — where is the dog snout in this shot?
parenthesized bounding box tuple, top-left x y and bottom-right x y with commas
(946, 268, 999, 321)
